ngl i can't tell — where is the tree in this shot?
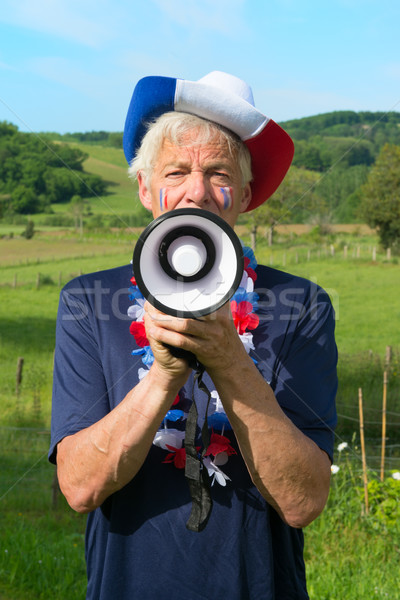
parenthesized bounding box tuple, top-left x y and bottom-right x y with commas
(359, 144, 400, 251)
(70, 194, 86, 235)
(22, 219, 35, 239)
(11, 184, 39, 214)
(250, 167, 321, 246)
(0, 122, 108, 214)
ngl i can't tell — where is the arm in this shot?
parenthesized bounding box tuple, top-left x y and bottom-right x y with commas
(53, 284, 192, 514)
(145, 300, 335, 528)
(57, 361, 188, 513)
(208, 346, 331, 528)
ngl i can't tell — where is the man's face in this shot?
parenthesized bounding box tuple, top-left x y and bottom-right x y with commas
(137, 131, 251, 228)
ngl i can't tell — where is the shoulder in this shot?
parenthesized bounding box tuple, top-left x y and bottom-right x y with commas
(57, 264, 133, 323)
(255, 264, 319, 292)
(254, 264, 333, 314)
(62, 264, 132, 294)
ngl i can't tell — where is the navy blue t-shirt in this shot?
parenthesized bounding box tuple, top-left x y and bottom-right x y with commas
(49, 263, 337, 600)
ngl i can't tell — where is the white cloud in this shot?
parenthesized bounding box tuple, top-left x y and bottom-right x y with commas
(0, 0, 115, 47)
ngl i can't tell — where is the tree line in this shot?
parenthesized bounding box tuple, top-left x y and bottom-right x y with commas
(0, 122, 107, 216)
(1, 111, 400, 251)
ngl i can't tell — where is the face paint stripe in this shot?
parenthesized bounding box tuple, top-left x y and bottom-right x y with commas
(159, 188, 168, 211)
(220, 187, 233, 210)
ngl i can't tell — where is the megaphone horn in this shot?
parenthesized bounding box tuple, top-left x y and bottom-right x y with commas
(132, 208, 244, 318)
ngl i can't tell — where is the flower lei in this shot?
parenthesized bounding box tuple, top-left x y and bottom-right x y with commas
(128, 245, 259, 487)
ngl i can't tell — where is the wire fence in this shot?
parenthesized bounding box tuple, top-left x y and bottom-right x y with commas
(0, 410, 399, 514)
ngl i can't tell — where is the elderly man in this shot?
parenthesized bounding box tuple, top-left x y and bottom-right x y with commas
(49, 71, 337, 600)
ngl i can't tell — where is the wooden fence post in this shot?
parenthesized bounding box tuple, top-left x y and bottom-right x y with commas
(385, 345, 392, 367)
(358, 387, 369, 515)
(250, 225, 257, 253)
(380, 371, 388, 482)
(16, 357, 24, 396)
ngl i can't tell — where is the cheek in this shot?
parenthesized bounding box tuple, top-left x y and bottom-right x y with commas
(159, 188, 168, 211)
(218, 187, 233, 210)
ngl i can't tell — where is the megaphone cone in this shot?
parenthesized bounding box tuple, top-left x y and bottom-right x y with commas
(132, 209, 244, 318)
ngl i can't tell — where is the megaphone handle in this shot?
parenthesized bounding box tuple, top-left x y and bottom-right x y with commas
(164, 344, 199, 370)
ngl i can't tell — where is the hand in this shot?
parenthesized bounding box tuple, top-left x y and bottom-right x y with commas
(143, 301, 248, 377)
(143, 302, 192, 381)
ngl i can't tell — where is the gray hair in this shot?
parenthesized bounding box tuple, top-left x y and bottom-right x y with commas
(128, 111, 253, 187)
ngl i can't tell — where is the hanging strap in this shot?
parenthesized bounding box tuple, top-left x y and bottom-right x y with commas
(184, 362, 213, 532)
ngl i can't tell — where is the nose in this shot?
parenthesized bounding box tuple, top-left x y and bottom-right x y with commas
(184, 172, 210, 206)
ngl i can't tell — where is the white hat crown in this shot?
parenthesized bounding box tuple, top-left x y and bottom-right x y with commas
(197, 71, 255, 107)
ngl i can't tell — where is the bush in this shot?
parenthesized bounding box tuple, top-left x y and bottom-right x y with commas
(40, 214, 75, 227)
(21, 220, 35, 239)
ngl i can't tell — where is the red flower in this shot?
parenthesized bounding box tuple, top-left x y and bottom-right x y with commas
(231, 300, 259, 335)
(204, 433, 237, 458)
(129, 320, 149, 347)
(244, 257, 257, 282)
(130, 276, 137, 285)
(163, 446, 187, 469)
(172, 394, 180, 407)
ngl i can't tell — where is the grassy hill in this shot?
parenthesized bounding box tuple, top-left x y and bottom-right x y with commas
(2, 110, 400, 227)
(58, 143, 138, 215)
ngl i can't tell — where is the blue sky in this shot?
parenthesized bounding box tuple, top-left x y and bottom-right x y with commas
(1, 0, 399, 134)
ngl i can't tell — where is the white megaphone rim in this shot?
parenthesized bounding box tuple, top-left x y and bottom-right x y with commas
(132, 209, 244, 318)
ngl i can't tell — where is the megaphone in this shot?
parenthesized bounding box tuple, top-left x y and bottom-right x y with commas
(132, 208, 244, 318)
(133, 208, 244, 533)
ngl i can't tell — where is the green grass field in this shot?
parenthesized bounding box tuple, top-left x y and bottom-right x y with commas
(1, 139, 400, 598)
(1, 228, 399, 598)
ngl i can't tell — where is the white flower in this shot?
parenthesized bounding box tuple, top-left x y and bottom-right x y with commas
(337, 442, 348, 452)
(213, 452, 229, 467)
(203, 457, 231, 486)
(239, 332, 254, 354)
(239, 270, 254, 293)
(210, 390, 224, 413)
(331, 464, 340, 474)
(127, 298, 145, 321)
(138, 367, 149, 380)
(153, 429, 185, 451)
(392, 471, 400, 481)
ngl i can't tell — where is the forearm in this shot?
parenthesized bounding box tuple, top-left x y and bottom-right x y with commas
(56, 364, 187, 513)
(209, 351, 331, 528)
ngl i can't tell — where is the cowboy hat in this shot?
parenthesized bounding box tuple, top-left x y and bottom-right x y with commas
(123, 71, 294, 211)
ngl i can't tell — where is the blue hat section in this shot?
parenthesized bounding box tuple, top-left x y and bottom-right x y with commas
(123, 76, 177, 164)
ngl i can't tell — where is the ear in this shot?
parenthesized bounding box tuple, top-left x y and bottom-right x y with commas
(137, 171, 152, 210)
(239, 183, 252, 213)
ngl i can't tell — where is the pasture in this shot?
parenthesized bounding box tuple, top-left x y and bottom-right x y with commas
(0, 226, 400, 599)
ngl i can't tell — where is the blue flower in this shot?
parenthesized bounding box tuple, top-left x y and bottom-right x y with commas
(231, 287, 259, 309)
(207, 412, 232, 430)
(131, 345, 154, 366)
(129, 286, 144, 302)
(163, 410, 185, 423)
(242, 245, 257, 271)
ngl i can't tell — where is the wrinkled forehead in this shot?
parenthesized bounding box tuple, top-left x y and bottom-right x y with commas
(156, 134, 238, 169)
(159, 125, 239, 161)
